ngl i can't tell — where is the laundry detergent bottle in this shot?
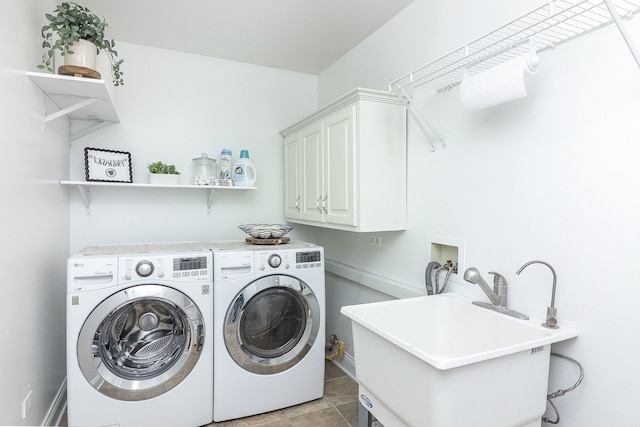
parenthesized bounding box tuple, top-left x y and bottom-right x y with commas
(231, 149, 257, 187)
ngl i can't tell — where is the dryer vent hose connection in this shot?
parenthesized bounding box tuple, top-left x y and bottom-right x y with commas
(325, 335, 344, 361)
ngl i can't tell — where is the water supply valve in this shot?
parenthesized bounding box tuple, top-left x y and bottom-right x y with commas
(443, 260, 458, 274)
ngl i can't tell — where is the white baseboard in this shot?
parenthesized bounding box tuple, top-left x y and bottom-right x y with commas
(325, 259, 424, 299)
(42, 378, 66, 427)
(328, 351, 357, 382)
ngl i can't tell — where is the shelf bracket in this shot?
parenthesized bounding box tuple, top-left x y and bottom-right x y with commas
(603, 0, 640, 68)
(70, 119, 111, 142)
(207, 188, 215, 215)
(391, 83, 445, 152)
(75, 184, 92, 216)
(41, 94, 100, 131)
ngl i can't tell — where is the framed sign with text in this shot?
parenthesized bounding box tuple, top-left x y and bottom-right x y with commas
(84, 147, 133, 183)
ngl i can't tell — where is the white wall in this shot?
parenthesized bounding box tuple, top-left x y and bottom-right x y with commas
(0, 0, 69, 425)
(318, 0, 640, 425)
(68, 43, 317, 252)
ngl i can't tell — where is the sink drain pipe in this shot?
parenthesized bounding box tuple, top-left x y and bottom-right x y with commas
(543, 353, 584, 424)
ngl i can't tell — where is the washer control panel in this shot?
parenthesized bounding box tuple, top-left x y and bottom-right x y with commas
(119, 252, 212, 283)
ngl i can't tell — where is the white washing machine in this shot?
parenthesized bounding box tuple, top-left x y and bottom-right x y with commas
(212, 242, 325, 422)
(67, 245, 213, 427)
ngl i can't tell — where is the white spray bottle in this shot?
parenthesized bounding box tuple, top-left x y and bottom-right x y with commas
(219, 149, 232, 180)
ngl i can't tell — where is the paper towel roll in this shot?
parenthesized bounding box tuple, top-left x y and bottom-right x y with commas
(459, 54, 539, 111)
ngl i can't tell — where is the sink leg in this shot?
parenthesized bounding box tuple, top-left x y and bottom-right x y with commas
(358, 402, 374, 427)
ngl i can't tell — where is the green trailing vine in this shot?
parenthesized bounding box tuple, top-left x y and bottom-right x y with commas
(38, 2, 124, 86)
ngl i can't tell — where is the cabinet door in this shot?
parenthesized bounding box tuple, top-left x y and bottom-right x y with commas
(283, 132, 301, 219)
(300, 122, 324, 222)
(324, 106, 356, 226)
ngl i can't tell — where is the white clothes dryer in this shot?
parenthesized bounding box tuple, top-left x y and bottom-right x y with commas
(212, 242, 325, 422)
(67, 246, 213, 427)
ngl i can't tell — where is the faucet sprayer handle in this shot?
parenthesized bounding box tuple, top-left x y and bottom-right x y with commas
(488, 272, 507, 286)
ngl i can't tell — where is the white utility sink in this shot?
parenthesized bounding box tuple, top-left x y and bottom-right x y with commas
(341, 293, 577, 427)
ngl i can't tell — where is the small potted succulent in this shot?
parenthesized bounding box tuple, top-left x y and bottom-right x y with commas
(148, 161, 181, 185)
(38, 2, 124, 86)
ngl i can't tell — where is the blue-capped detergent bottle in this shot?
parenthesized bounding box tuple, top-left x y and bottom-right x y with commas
(231, 150, 257, 187)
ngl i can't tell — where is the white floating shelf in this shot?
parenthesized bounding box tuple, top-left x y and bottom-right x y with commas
(28, 72, 119, 140)
(60, 180, 257, 215)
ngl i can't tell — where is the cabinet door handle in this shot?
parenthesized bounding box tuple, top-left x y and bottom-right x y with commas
(317, 196, 323, 213)
(295, 195, 300, 211)
(322, 195, 328, 214)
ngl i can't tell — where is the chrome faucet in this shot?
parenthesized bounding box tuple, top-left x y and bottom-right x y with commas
(516, 260, 559, 329)
(463, 267, 529, 320)
(463, 268, 506, 307)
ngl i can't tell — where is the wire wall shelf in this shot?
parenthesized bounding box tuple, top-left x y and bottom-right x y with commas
(389, 0, 640, 94)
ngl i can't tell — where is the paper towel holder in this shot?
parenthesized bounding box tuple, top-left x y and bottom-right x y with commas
(464, 38, 540, 76)
(390, 0, 640, 94)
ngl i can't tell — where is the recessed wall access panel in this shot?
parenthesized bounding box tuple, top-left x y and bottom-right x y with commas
(426, 235, 466, 285)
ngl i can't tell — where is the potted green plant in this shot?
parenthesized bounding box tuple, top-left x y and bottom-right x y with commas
(38, 2, 124, 86)
(148, 161, 181, 185)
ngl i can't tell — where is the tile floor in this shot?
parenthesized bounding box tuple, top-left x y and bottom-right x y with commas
(61, 360, 360, 427)
(207, 361, 359, 427)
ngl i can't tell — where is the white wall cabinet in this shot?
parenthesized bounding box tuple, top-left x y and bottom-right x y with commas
(281, 88, 406, 232)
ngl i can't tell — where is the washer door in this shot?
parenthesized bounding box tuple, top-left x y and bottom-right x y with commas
(225, 274, 320, 374)
(77, 285, 205, 401)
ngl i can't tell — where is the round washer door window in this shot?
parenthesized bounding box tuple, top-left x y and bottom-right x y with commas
(77, 285, 205, 401)
(225, 275, 320, 374)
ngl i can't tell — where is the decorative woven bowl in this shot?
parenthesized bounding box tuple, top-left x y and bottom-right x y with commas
(238, 224, 294, 239)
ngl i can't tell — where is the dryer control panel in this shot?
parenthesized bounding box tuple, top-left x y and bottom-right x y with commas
(214, 244, 324, 280)
(295, 250, 322, 268)
(256, 249, 323, 272)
